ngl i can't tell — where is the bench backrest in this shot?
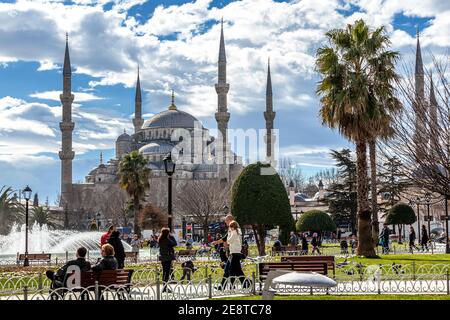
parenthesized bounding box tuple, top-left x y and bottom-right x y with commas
(280, 256, 335, 277)
(259, 262, 329, 279)
(18, 253, 51, 261)
(281, 255, 335, 265)
(177, 250, 197, 256)
(64, 269, 134, 288)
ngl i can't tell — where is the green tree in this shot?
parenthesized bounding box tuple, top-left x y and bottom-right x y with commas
(231, 162, 294, 255)
(118, 151, 151, 236)
(326, 149, 357, 234)
(296, 210, 336, 233)
(0, 186, 23, 235)
(31, 206, 60, 229)
(385, 202, 416, 243)
(377, 156, 411, 235)
(316, 19, 400, 256)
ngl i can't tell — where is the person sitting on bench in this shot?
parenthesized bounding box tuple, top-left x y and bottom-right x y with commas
(45, 247, 91, 289)
(92, 244, 118, 271)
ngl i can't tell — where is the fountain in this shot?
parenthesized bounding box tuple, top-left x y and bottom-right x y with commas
(0, 222, 132, 259)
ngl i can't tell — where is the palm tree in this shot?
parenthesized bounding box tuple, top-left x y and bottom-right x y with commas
(118, 151, 150, 236)
(316, 19, 400, 257)
(0, 186, 23, 235)
(31, 206, 61, 229)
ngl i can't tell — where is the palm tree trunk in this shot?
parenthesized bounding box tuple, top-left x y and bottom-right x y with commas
(356, 140, 376, 257)
(369, 138, 380, 248)
(133, 196, 141, 237)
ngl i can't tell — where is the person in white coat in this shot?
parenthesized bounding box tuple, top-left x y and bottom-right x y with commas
(227, 220, 248, 288)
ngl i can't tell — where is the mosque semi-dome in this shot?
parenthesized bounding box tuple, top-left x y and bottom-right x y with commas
(142, 109, 202, 129)
(139, 142, 175, 155)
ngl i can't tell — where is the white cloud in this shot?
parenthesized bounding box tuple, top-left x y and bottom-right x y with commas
(30, 91, 105, 102)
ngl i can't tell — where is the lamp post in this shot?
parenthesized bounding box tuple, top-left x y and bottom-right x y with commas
(445, 194, 449, 254)
(425, 193, 432, 237)
(22, 185, 32, 267)
(416, 197, 421, 242)
(163, 152, 176, 231)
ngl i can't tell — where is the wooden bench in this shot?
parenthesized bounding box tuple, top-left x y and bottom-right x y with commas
(258, 262, 329, 283)
(17, 253, 51, 265)
(271, 245, 303, 255)
(125, 252, 138, 263)
(280, 255, 336, 278)
(177, 249, 197, 260)
(54, 269, 134, 299)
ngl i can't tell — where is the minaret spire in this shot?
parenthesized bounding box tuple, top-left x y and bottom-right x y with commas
(169, 89, 177, 110)
(59, 32, 75, 209)
(100, 152, 103, 165)
(133, 66, 144, 134)
(414, 29, 426, 160)
(264, 58, 276, 164)
(215, 18, 230, 182)
(429, 73, 439, 153)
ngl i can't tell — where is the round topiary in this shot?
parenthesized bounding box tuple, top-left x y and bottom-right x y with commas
(231, 162, 294, 250)
(385, 202, 416, 225)
(296, 210, 336, 232)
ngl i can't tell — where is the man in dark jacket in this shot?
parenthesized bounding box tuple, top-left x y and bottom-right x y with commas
(46, 247, 91, 288)
(107, 230, 126, 269)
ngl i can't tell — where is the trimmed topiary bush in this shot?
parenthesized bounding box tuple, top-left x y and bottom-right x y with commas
(385, 202, 416, 225)
(231, 162, 294, 255)
(296, 210, 336, 233)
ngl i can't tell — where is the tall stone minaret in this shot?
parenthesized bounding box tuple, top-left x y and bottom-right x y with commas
(59, 33, 75, 208)
(215, 19, 230, 181)
(133, 67, 143, 134)
(429, 73, 439, 153)
(414, 29, 426, 160)
(264, 58, 276, 165)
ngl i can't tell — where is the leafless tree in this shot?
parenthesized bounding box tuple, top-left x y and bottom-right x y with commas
(139, 202, 167, 233)
(380, 56, 450, 198)
(175, 179, 230, 238)
(278, 157, 306, 192)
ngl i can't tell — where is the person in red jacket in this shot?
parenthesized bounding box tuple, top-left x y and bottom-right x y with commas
(101, 225, 115, 246)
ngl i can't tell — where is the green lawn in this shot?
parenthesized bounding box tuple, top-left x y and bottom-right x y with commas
(340, 254, 450, 266)
(216, 294, 450, 300)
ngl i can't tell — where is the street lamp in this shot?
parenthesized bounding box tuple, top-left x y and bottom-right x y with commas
(163, 152, 176, 231)
(416, 197, 421, 242)
(425, 193, 432, 236)
(22, 185, 32, 267)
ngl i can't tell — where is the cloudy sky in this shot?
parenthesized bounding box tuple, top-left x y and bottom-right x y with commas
(0, 0, 448, 204)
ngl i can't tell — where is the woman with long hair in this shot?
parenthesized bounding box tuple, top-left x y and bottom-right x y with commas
(158, 227, 177, 293)
(227, 220, 249, 288)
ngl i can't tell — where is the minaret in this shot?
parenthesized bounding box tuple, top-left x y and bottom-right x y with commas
(414, 29, 426, 160)
(133, 67, 144, 134)
(429, 73, 439, 153)
(59, 33, 75, 209)
(264, 58, 276, 164)
(215, 18, 230, 181)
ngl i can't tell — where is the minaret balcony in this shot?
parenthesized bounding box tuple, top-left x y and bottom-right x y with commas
(215, 83, 229, 94)
(59, 122, 75, 131)
(60, 93, 75, 103)
(215, 111, 230, 123)
(264, 111, 276, 121)
(59, 150, 75, 160)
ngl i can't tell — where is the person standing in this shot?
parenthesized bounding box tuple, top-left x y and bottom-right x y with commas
(301, 233, 309, 255)
(311, 233, 321, 255)
(227, 221, 248, 288)
(380, 225, 391, 254)
(101, 225, 115, 246)
(158, 227, 177, 293)
(409, 226, 419, 253)
(211, 214, 235, 290)
(421, 225, 429, 252)
(289, 231, 299, 247)
(107, 230, 126, 269)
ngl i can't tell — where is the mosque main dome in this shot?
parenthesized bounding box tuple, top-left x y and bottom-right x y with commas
(142, 109, 202, 129)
